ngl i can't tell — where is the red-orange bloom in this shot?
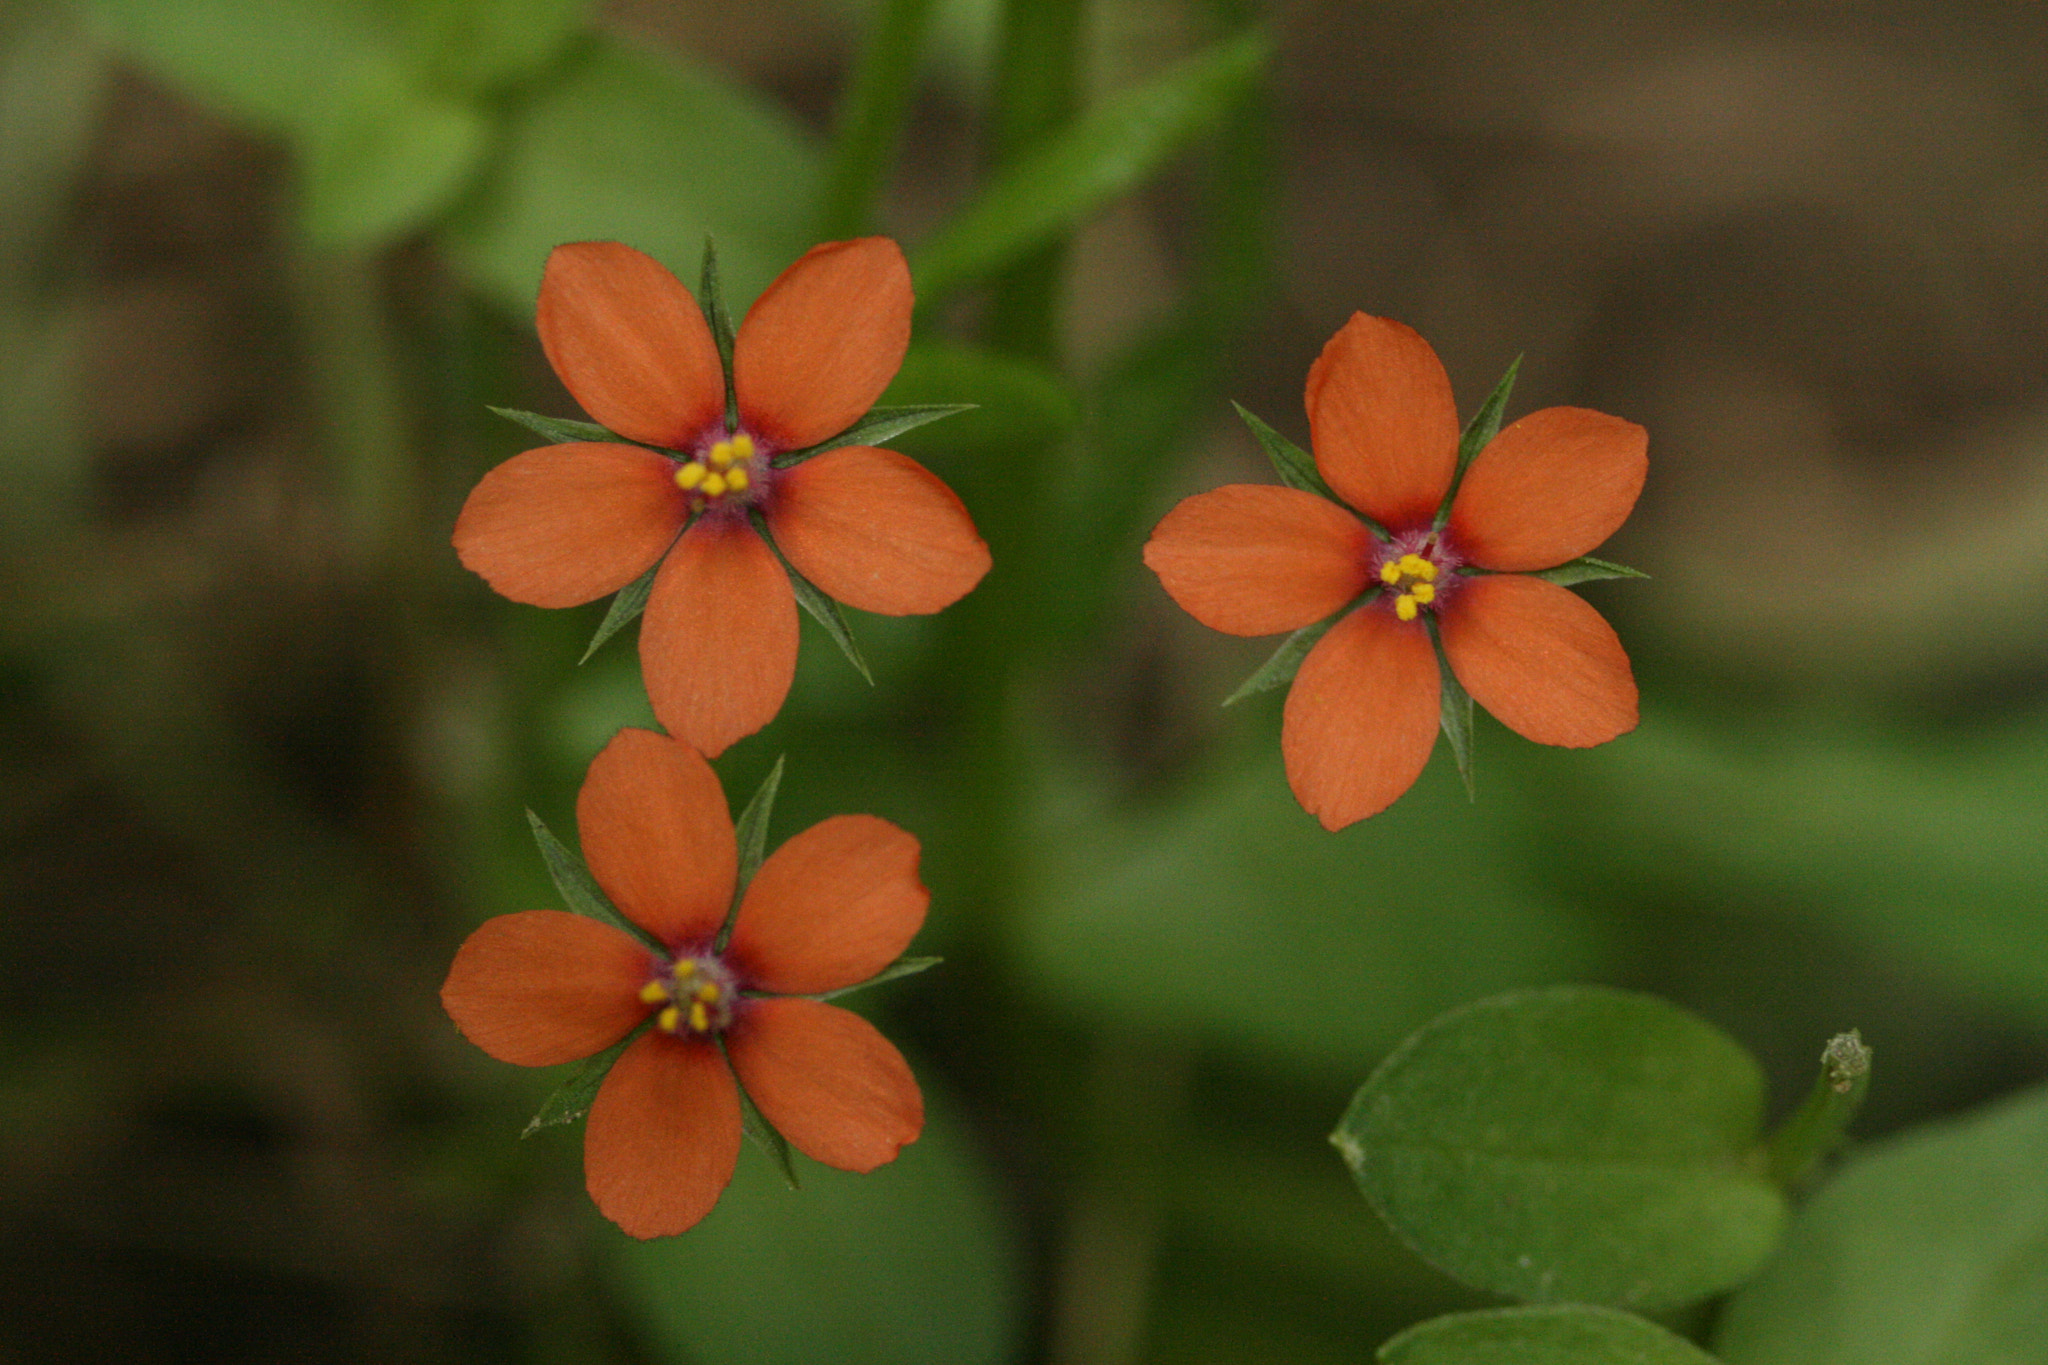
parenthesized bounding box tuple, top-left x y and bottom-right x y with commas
(441, 728, 926, 1238)
(1144, 313, 1647, 830)
(454, 239, 991, 757)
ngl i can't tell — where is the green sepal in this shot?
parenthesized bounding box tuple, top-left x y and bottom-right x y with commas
(818, 955, 943, 1001)
(1533, 554, 1649, 588)
(698, 236, 739, 429)
(1427, 616, 1476, 800)
(581, 558, 661, 664)
(773, 404, 979, 468)
(1434, 355, 1520, 531)
(488, 404, 630, 448)
(527, 808, 660, 950)
(718, 755, 786, 951)
(522, 1022, 647, 1137)
(1232, 401, 1342, 507)
(1222, 609, 1343, 707)
(751, 511, 873, 684)
(730, 1050, 802, 1191)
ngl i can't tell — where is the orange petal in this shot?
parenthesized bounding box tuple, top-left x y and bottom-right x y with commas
(440, 911, 651, 1066)
(764, 447, 990, 615)
(453, 444, 687, 608)
(726, 815, 927, 995)
(1439, 574, 1637, 747)
(640, 518, 799, 758)
(1142, 485, 1375, 636)
(1447, 407, 1648, 571)
(584, 1031, 741, 1239)
(726, 998, 922, 1173)
(576, 728, 736, 948)
(1281, 606, 1441, 829)
(537, 242, 725, 449)
(1305, 313, 1460, 530)
(734, 238, 911, 452)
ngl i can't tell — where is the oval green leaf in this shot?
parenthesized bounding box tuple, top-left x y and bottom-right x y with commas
(1713, 1082, 2048, 1365)
(1334, 986, 1785, 1311)
(1382, 1305, 1723, 1365)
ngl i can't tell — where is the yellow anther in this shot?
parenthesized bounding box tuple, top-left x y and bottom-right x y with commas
(1395, 594, 1420, 622)
(701, 471, 729, 497)
(709, 440, 735, 468)
(725, 467, 750, 493)
(696, 981, 722, 1004)
(639, 980, 672, 1005)
(674, 957, 695, 972)
(1381, 560, 1403, 585)
(657, 1005, 681, 1032)
(729, 432, 755, 459)
(688, 1001, 710, 1033)
(1401, 554, 1436, 580)
(675, 462, 705, 491)
(1410, 581, 1435, 605)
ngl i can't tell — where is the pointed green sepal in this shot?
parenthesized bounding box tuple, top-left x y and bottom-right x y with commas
(818, 955, 943, 1001)
(1223, 609, 1344, 706)
(1434, 355, 1521, 531)
(698, 237, 739, 429)
(1533, 555, 1650, 588)
(1427, 617, 1477, 800)
(580, 559, 661, 664)
(730, 1055, 802, 1190)
(751, 511, 873, 684)
(1233, 401, 1341, 505)
(716, 755, 786, 951)
(522, 1024, 646, 1136)
(527, 808, 659, 950)
(773, 404, 980, 468)
(488, 405, 626, 448)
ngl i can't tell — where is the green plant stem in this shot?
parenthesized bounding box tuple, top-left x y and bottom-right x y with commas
(982, 0, 1084, 363)
(1763, 1030, 1873, 1189)
(816, 0, 937, 239)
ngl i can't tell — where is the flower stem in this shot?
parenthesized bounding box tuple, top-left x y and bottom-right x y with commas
(816, 0, 938, 239)
(1762, 1030, 1873, 1189)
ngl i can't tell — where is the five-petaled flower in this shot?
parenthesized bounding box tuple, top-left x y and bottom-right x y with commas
(441, 728, 926, 1238)
(1144, 313, 1647, 830)
(454, 238, 992, 757)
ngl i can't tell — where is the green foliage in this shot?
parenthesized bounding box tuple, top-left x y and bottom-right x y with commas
(1532, 555, 1650, 587)
(1714, 1084, 2048, 1365)
(1222, 611, 1340, 706)
(774, 404, 979, 468)
(1234, 399, 1339, 503)
(1429, 619, 1478, 798)
(752, 511, 874, 684)
(1435, 356, 1520, 529)
(1333, 986, 1785, 1311)
(522, 1024, 642, 1136)
(818, 954, 943, 1001)
(526, 808, 656, 948)
(486, 404, 621, 448)
(579, 560, 659, 665)
(1380, 1305, 1722, 1364)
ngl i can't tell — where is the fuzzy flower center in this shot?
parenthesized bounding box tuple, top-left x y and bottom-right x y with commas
(673, 431, 764, 506)
(640, 953, 737, 1037)
(1375, 533, 1462, 622)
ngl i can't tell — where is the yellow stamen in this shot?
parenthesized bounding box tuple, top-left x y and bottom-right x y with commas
(696, 981, 722, 1004)
(639, 980, 672, 1005)
(701, 471, 728, 497)
(1395, 594, 1420, 622)
(709, 440, 735, 469)
(725, 467, 750, 493)
(675, 462, 705, 491)
(1380, 560, 1403, 585)
(729, 432, 755, 460)
(1400, 554, 1436, 581)
(657, 1005, 681, 1032)
(1410, 581, 1435, 605)
(688, 1001, 710, 1033)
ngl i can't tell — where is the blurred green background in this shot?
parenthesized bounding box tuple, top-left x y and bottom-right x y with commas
(5, 0, 2048, 1360)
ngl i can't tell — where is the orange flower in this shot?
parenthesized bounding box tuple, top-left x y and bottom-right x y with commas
(441, 728, 926, 1238)
(454, 238, 991, 756)
(1144, 313, 1646, 830)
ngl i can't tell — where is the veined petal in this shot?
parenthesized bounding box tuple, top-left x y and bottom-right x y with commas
(453, 444, 687, 608)
(585, 1031, 741, 1239)
(1448, 407, 1648, 571)
(1439, 574, 1637, 747)
(1306, 313, 1460, 529)
(641, 518, 798, 759)
(537, 242, 725, 449)
(727, 815, 927, 995)
(440, 911, 650, 1067)
(1281, 606, 1440, 829)
(764, 447, 989, 615)
(577, 728, 736, 948)
(727, 998, 922, 1173)
(735, 238, 912, 452)
(1143, 485, 1374, 636)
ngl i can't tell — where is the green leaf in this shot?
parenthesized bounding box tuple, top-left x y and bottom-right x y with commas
(487, 404, 628, 447)
(296, 56, 489, 246)
(1435, 355, 1519, 530)
(580, 559, 660, 664)
(752, 512, 873, 684)
(882, 342, 1078, 458)
(911, 30, 1268, 301)
(526, 808, 658, 949)
(398, 0, 590, 96)
(774, 404, 978, 467)
(607, 1092, 1024, 1365)
(1532, 555, 1650, 587)
(732, 1052, 801, 1191)
(522, 1024, 643, 1136)
(1381, 1305, 1723, 1365)
(699, 235, 739, 427)
(819, 955, 942, 1000)
(1714, 1083, 2048, 1365)
(1222, 611, 1341, 706)
(1232, 400, 1340, 504)
(1428, 618, 1477, 799)
(730, 755, 785, 899)
(1332, 985, 1785, 1312)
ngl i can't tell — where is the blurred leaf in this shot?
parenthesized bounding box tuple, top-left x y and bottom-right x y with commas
(911, 30, 1268, 300)
(441, 33, 819, 320)
(522, 1025, 641, 1135)
(298, 56, 489, 245)
(776, 404, 978, 467)
(487, 404, 624, 447)
(819, 955, 942, 1001)
(1016, 752, 1608, 1075)
(1531, 555, 1649, 587)
(607, 1090, 1023, 1365)
(1222, 612, 1339, 706)
(526, 809, 657, 948)
(1381, 1305, 1722, 1364)
(1334, 986, 1784, 1312)
(883, 341, 1077, 460)
(580, 560, 659, 664)
(1714, 1083, 2048, 1365)
(393, 0, 588, 94)
(1235, 400, 1336, 502)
